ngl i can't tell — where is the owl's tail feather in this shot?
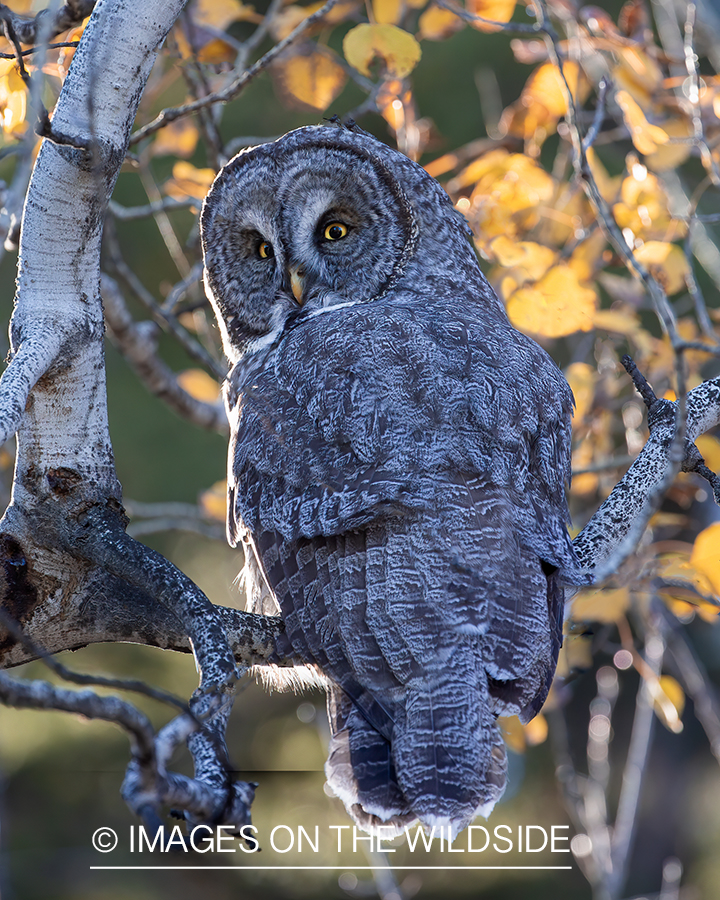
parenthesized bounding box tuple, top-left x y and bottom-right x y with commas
(325, 686, 416, 837)
(391, 656, 507, 841)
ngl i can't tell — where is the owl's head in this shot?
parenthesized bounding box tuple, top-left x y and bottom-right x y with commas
(201, 124, 480, 362)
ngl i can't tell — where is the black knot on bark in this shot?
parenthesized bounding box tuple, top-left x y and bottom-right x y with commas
(47, 466, 83, 495)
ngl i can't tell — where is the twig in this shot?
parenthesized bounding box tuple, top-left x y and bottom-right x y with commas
(105, 233, 226, 380)
(108, 197, 195, 220)
(0, 1, 95, 45)
(0, 605, 190, 712)
(102, 274, 228, 432)
(130, 0, 344, 145)
(0, 40, 79, 59)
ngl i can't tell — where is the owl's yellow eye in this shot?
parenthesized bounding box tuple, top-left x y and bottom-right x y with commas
(258, 240, 273, 259)
(324, 222, 348, 241)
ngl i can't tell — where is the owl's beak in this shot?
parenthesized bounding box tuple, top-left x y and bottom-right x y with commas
(289, 267, 305, 305)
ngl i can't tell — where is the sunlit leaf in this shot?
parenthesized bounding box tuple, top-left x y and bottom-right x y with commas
(272, 47, 347, 112)
(586, 148, 621, 203)
(653, 675, 685, 732)
(198, 37, 238, 64)
(695, 435, 720, 472)
(690, 522, 720, 597)
(467, 0, 516, 32)
(165, 162, 216, 200)
(565, 362, 596, 424)
(177, 369, 220, 403)
(616, 90, 669, 156)
(419, 5, 463, 40)
(199, 480, 227, 522)
(192, 0, 256, 29)
(524, 61, 585, 117)
(373, 0, 403, 25)
(592, 308, 641, 336)
(568, 230, 607, 281)
(343, 23, 421, 78)
(614, 46, 663, 105)
(505, 264, 597, 338)
(152, 119, 200, 158)
(0, 61, 27, 135)
(633, 241, 688, 295)
(645, 116, 693, 171)
(613, 163, 684, 241)
(489, 236, 555, 281)
(269, 0, 358, 39)
(571, 587, 630, 624)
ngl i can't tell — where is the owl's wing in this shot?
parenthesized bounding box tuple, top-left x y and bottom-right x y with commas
(228, 301, 576, 832)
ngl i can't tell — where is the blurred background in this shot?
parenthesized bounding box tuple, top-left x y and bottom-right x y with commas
(2, 0, 720, 897)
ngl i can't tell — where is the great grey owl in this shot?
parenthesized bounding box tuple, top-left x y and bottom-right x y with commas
(200, 122, 578, 838)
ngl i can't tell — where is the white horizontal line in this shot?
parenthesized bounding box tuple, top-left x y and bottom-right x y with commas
(90, 866, 573, 871)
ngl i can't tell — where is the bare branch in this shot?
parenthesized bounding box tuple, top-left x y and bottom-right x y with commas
(129, 0, 344, 145)
(0, 329, 63, 445)
(0, 1, 95, 46)
(102, 274, 228, 433)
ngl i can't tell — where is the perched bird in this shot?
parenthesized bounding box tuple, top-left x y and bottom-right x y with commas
(200, 122, 578, 838)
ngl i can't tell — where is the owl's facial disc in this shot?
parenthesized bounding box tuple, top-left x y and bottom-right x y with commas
(276, 147, 414, 309)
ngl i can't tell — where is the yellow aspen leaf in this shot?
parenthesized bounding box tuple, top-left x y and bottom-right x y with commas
(505, 264, 597, 338)
(343, 24, 421, 78)
(697, 602, 720, 623)
(568, 229, 607, 281)
(690, 522, 720, 596)
(592, 308, 641, 335)
(523, 61, 585, 117)
(269, 0, 358, 39)
(645, 116, 693, 172)
(406, 0, 427, 7)
(177, 369, 220, 403)
(152, 119, 200, 158)
(633, 241, 688, 295)
(571, 471, 599, 496)
(571, 587, 630, 624)
(498, 715, 525, 754)
(456, 148, 552, 197)
(524, 713, 548, 746)
(166, 162, 216, 200)
(615, 90, 669, 156)
(0, 61, 26, 135)
(270, 5, 311, 39)
(653, 675, 685, 732)
(467, 0, 516, 32)
(565, 362, 596, 424)
(695, 435, 720, 471)
(489, 236, 555, 281)
(614, 46, 663, 105)
(199, 480, 227, 522)
(586, 148, 621, 203)
(192, 0, 256, 29)
(197, 38, 237, 64)
(272, 48, 347, 112)
(424, 151, 460, 179)
(418, 5, 463, 40)
(613, 164, 683, 241)
(373, 0, 403, 25)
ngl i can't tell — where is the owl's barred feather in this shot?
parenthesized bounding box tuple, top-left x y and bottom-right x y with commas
(201, 122, 579, 836)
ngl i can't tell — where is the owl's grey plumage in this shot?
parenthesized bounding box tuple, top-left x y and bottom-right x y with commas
(200, 123, 578, 838)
